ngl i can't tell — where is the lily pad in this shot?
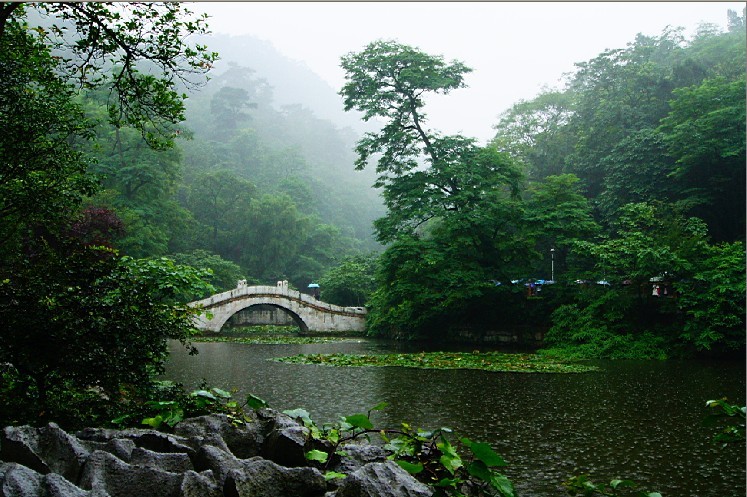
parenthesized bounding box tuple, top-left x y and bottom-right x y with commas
(192, 335, 351, 345)
(273, 351, 598, 373)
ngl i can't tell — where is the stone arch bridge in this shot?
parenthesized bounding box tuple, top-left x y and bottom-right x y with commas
(189, 282, 367, 334)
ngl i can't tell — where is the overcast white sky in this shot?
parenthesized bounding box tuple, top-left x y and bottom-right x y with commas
(195, 2, 742, 144)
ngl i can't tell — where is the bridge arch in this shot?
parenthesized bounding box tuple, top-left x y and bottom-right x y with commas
(209, 300, 310, 333)
(190, 284, 367, 334)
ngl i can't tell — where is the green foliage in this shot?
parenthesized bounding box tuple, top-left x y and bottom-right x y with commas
(112, 385, 266, 430)
(31, 3, 217, 149)
(319, 254, 378, 306)
(280, 402, 516, 497)
(168, 249, 246, 296)
(524, 174, 599, 277)
(178, 58, 383, 260)
(0, 250, 213, 426)
(491, 20, 745, 247)
(564, 475, 661, 497)
(340, 39, 471, 173)
(0, 20, 97, 243)
(596, 129, 677, 222)
(491, 90, 575, 179)
(676, 242, 746, 351)
(365, 236, 488, 338)
(543, 304, 670, 360)
(210, 86, 257, 136)
(183, 170, 256, 254)
(275, 351, 598, 373)
(703, 398, 746, 446)
(543, 201, 745, 357)
(658, 74, 746, 241)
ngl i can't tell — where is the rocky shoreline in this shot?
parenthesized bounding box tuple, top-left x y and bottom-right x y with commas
(0, 408, 432, 497)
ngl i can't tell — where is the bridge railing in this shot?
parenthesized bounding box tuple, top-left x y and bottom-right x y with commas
(189, 284, 366, 315)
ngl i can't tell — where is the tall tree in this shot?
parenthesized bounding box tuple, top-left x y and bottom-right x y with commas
(524, 174, 599, 278)
(491, 90, 575, 180)
(341, 41, 532, 338)
(210, 86, 257, 136)
(340, 39, 471, 177)
(185, 170, 256, 253)
(658, 75, 746, 241)
(0, 3, 218, 425)
(0, 21, 97, 249)
(13, 2, 217, 148)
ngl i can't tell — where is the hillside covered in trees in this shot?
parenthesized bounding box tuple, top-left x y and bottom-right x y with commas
(342, 13, 745, 359)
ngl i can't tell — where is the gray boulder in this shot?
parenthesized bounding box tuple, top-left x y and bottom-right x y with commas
(130, 447, 193, 473)
(223, 457, 326, 497)
(78, 450, 182, 497)
(0, 462, 44, 497)
(329, 443, 389, 474)
(78, 439, 135, 463)
(174, 415, 262, 459)
(191, 445, 244, 488)
(259, 411, 309, 467)
(334, 461, 433, 497)
(43, 473, 93, 497)
(180, 470, 221, 497)
(0, 423, 89, 482)
(76, 428, 194, 458)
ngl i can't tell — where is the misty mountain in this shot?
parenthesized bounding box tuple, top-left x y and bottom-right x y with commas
(181, 33, 384, 249)
(195, 33, 374, 135)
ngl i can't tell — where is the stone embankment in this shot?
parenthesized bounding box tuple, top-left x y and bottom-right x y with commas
(0, 409, 432, 497)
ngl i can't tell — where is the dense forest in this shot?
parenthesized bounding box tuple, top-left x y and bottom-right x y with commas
(341, 14, 746, 360)
(78, 32, 384, 290)
(0, 2, 744, 428)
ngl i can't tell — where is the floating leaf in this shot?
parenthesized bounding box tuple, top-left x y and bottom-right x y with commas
(610, 479, 635, 489)
(274, 351, 598, 373)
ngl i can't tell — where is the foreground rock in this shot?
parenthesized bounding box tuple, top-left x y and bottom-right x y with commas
(0, 412, 432, 497)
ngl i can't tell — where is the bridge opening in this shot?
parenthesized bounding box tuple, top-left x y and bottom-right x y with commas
(222, 304, 308, 334)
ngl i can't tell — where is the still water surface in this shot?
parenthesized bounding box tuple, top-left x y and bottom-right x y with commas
(164, 339, 745, 496)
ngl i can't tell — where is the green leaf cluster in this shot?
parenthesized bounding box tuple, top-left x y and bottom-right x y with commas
(564, 474, 662, 497)
(0, 5, 220, 428)
(281, 402, 515, 497)
(703, 398, 746, 446)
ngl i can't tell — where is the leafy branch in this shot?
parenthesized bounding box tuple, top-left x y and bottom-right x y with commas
(284, 402, 516, 497)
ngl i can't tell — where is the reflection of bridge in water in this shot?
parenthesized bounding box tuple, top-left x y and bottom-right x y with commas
(189, 281, 367, 334)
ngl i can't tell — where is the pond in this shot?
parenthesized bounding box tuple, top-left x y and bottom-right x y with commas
(164, 338, 745, 496)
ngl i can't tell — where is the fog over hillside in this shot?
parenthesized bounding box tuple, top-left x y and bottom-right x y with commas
(194, 33, 375, 135)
